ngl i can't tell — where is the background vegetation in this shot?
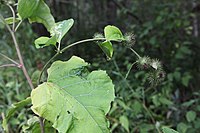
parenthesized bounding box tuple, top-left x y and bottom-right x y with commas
(0, 0, 200, 132)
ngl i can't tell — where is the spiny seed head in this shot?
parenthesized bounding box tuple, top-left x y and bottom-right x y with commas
(124, 32, 136, 47)
(147, 70, 165, 86)
(137, 56, 151, 69)
(150, 59, 162, 70)
(93, 33, 104, 39)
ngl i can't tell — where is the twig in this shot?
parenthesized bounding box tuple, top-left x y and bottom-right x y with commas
(38, 117, 45, 133)
(142, 103, 156, 124)
(0, 13, 34, 89)
(125, 61, 137, 79)
(129, 47, 141, 59)
(0, 63, 17, 68)
(0, 52, 20, 65)
(15, 20, 22, 32)
(7, 4, 15, 31)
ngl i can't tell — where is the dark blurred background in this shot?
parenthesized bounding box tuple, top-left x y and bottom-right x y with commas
(0, 0, 200, 132)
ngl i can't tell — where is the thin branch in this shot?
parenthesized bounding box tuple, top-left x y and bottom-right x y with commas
(0, 13, 34, 90)
(38, 117, 45, 133)
(129, 47, 141, 59)
(0, 63, 17, 68)
(125, 61, 137, 79)
(7, 4, 15, 31)
(15, 20, 22, 32)
(0, 52, 20, 65)
(38, 38, 106, 84)
(142, 103, 156, 124)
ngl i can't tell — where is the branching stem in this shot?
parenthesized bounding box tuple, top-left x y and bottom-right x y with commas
(0, 52, 20, 65)
(0, 13, 34, 90)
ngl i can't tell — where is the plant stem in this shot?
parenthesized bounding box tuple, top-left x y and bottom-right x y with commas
(7, 4, 15, 31)
(0, 63, 17, 68)
(142, 103, 156, 123)
(125, 61, 137, 79)
(15, 20, 22, 32)
(129, 47, 141, 59)
(38, 117, 45, 133)
(0, 14, 34, 90)
(38, 38, 106, 84)
(0, 52, 20, 65)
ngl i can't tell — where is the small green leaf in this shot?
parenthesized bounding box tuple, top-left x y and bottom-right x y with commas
(119, 115, 129, 133)
(98, 41, 113, 59)
(17, 0, 40, 19)
(104, 25, 124, 41)
(5, 17, 21, 24)
(31, 56, 115, 133)
(34, 19, 74, 49)
(28, 0, 55, 31)
(186, 111, 196, 122)
(162, 127, 179, 133)
(2, 97, 31, 130)
(159, 97, 173, 105)
(50, 19, 74, 44)
(34, 36, 57, 49)
(177, 123, 189, 133)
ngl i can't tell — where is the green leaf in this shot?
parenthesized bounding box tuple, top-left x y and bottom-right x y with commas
(159, 97, 173, 106)
(104, 25, 124, 41)
(162, 127, 179, 133)
(34, 19, 74, 49)
(119, 115, 129, 133)
(98, 41, 113, 59)
(2, 97, 31, 130)
(31, 56, 115, 133)
(17, 0, 40, 19)
(177, 123, 189, 133)
(34, 36, 57, 49)
(50, 19, 74, 44)
(28, 0, 55, 31)
(186, 111, 196, 122)
(5, 17, 21, 24)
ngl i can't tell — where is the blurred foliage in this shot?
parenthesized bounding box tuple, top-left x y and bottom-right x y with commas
(0, 0, 200, 132)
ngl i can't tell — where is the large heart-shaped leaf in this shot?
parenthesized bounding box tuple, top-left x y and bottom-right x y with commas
(28, 0, 55, 31)
(31, 56, 115, 133)
(17, 0, 40, 19)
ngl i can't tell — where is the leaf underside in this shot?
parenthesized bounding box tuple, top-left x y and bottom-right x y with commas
(31, 56, 115, 133)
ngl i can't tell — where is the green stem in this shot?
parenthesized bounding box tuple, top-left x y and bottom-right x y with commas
(7, 4, 15, 31)
(125, 61, 137, 80)
(38, 38, 106, 85)
(142, 103, 156, 123)
(15, 20, 22, 32)
(129, 47, 141, 59)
